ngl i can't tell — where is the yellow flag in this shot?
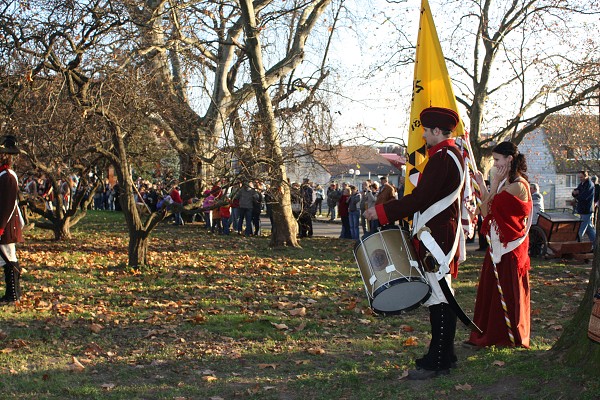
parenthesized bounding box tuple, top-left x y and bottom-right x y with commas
(404, 0, 465, 196)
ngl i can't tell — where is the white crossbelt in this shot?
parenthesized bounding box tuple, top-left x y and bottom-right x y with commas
(413, 149, 465, 280)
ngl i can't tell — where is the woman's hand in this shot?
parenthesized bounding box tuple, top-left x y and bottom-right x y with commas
(473, 170, 485, 187)
(363, 207, 378, 221)
(494, 164, 509, 182)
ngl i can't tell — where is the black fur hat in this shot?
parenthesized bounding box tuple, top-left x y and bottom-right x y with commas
(0, 135, 20, 154)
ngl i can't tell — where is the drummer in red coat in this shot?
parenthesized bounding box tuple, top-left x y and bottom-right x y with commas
(365, 106, 465, 380)
(0, 135, 24, 304)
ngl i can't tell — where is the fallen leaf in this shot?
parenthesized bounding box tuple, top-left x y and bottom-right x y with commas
(258, 363, 278, 369)
(69, 356, 86, 372)
(403, 336, 419, 346)
(289, 307, 306, 316)
(399, 370, 409, 380)
(307, 347, 325, 355)
(271, 322, 288, 330)
(358, 319, 371, 324)
(202, 375, 218, 382)
(295, 321, 307, 332)
(295, 360, 311, 365)
(455, 383, 472, 391)
(492, 360, 505, 367)
(400, 325, 414, 332)
(100, 383, 116, 390)
(550, 325, 563, 331)
(90, 323, 104, 333)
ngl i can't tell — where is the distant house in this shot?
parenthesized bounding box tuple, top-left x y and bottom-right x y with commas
(284, 148, 330, 185)
(312, 145, 404, 188)
(519, 114, 600, 210)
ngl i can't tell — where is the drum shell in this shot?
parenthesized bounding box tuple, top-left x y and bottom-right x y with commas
(354, 227, 431, 315)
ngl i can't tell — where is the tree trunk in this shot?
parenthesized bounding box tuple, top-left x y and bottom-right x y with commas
(552, 239, 600, 374)
(53, 218, 72, 241)
(128, 229, 150, 267)
(239, 0, 300, 248)
(269, 184, 299, 247)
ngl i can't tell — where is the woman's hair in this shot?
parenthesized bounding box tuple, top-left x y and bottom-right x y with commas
(492, 141, 528, 183)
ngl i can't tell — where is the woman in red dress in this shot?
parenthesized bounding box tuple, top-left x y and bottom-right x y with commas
(467, 142, 532, 348)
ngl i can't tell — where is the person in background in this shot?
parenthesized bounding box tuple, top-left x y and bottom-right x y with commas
(314, 184, 324, 216)
(0, 135, 25, 304)
(235, 180, 257, 236)
(572, 170, 596, 247)
(364, 182, 379, 235)
(530, 183, 544, 225)
(299, 179, 314, 238)
(359, 180, 371, 237)
(338, 187, 352, 239)
(170, 184, 184, 226)
(252, 181, 264, 236)
(376, 176, 396, 212)
(326, 182, 341, 221)
(467, 141, 532, 349)
(348, 184, 361, 241)
(592, 176, 600, 225)
(220, 196, 231, 235)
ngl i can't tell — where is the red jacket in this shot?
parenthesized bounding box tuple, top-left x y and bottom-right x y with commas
(0, 165, 24, 244)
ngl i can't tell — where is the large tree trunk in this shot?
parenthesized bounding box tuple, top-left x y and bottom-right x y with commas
(239, 0, 300, 248)
(53, 218, 72, 241)
(128, 229, 150, 268)
(269, 183, 299, 247)
(552, 240, 600, 374)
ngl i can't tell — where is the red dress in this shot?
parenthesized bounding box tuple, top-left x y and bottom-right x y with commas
(468, 189, 532, 348)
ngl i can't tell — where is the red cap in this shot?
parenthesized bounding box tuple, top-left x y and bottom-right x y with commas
(420, 107, 459, 131)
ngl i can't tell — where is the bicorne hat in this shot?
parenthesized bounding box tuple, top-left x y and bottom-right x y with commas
(0, 135, 20, 154)
(420, 107, 459, 132)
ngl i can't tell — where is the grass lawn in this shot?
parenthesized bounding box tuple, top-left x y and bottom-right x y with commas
(0, 210, 598, 399)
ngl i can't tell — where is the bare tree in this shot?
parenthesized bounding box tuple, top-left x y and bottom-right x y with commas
(0, 0, 174, 264)
(125, 0, 337, 196)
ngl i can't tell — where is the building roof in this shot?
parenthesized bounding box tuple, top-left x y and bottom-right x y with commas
(312, 145, 402, 177)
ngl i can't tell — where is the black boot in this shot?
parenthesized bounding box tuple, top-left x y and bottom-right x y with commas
(1, 262, 21, 304)
(410, 303, 457, 379)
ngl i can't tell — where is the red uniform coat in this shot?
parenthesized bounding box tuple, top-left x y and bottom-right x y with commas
(0, 165, 24, 244)
(375, 139, 463, 277)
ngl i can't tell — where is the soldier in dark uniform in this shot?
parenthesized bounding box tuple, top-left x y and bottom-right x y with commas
(0, 135, 25, 304)
(365, 107, 465, 379)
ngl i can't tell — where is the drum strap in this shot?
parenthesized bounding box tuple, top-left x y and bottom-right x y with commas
(413, 150, 465, 280)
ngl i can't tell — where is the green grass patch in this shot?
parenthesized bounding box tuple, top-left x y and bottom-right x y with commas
(0, 210, 598, 399)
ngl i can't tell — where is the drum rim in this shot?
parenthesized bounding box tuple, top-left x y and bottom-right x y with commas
(370, 277, 432, 314)
(371, 276, 427, 299)
(353, 225, 406, 252)
(372, 291, 431, 315)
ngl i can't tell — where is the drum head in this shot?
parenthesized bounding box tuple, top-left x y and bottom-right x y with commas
(371, 279, 431, 315)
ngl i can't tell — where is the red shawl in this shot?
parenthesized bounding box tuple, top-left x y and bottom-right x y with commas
(482, 190, 532, 275)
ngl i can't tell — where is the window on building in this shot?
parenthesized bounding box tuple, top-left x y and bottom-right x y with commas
(566, 174, 578, 188)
